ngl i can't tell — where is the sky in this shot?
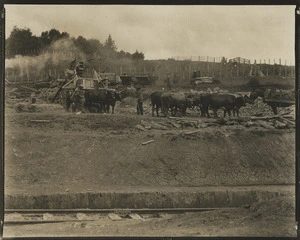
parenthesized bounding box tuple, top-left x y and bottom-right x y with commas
(4, 5, 295, 64)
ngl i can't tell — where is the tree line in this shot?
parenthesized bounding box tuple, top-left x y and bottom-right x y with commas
(5, 26, 145, 61)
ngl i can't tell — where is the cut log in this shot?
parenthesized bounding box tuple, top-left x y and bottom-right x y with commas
(135, 124, 146, 131)
(150, 121, 168, 130)
(183, 130, 202, 135)
(280, 117, 295, 125)
(278, 110, 293, 116)
(30, 120, 51, 123)
(168, 121, 181, 129)
(20, 86, 39, 92)
(142, 140, 155, 145)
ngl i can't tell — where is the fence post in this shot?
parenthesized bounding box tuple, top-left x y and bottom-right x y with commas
(219, 61, 222, 79)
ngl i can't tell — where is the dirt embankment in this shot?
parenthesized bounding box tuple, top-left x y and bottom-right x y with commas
(5, 104, 295, 195)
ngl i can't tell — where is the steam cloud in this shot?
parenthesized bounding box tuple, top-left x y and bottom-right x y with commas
(5, 38, 86, 81)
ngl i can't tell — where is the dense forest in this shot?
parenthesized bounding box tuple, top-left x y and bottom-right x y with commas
(6, 26, 145, 61)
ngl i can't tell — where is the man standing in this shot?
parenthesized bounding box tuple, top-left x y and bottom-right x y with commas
(166, 73, 174, 91)
(71, 85, 85, 113)
(65, 89, 71, 112)
(136, 86, 143, 115)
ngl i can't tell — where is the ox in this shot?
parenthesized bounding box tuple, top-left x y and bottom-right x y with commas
(161, 92, 193, 117)
(200, 93, 238, 118)
(224, 94, 252, 117)
(84, 88, 121, 114)
(150, 91, 163, 117)
(105, 89, 122, 114)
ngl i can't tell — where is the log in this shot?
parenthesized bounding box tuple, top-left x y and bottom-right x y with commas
(142, 140, 155, 145)
(30, 120, 51, 123)
(135, 124, 146, 131)
(264, 99, 295, 104)
(168, 116, 195, 121)
(20, 86, 39, 92)
(183, 130, 202, 135)
(168, 121, 181, 129)
(150, 122, 168, 130)
(278, 110, 293, 116)
(280, 117, 295, 125)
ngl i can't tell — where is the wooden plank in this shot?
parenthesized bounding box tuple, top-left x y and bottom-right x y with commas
(264, 99, 295, 104)
(108, 213, 122, 221)
(128, 213, 144, 220)
(142, 140, 155, 145)
(280, 117, 295, 125)
(183, 130, 202, 135)
(20, 86, 39, 92)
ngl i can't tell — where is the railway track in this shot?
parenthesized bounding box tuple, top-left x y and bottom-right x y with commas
(4, 207, 238, 225)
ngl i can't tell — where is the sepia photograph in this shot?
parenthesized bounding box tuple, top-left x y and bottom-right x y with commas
(2, 3, 297, 237)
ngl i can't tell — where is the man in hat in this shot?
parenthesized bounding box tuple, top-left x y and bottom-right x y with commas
(135, 86, 143, 115)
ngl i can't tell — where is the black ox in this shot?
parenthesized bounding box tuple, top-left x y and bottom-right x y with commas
(150, 91, 163, 117)
(200, 93, 251, 118)
(84, 88, 122, 114)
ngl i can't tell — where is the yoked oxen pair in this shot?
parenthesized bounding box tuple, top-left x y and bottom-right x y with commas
(151, 91, 193, 117)
(161, 92, 193, 117)
(84, 88, 122, 114)
(198, 93, 251, 118)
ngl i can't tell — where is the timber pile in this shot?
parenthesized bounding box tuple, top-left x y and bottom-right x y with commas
(135, 111, 294, 132)
(264, 89, 295, 102)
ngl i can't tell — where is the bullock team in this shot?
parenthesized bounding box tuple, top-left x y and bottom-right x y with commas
(68, 85, 293, 117)
(151, 91, 252, 118)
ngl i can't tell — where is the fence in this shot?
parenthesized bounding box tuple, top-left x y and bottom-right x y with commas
(5, 51, 296, 85)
